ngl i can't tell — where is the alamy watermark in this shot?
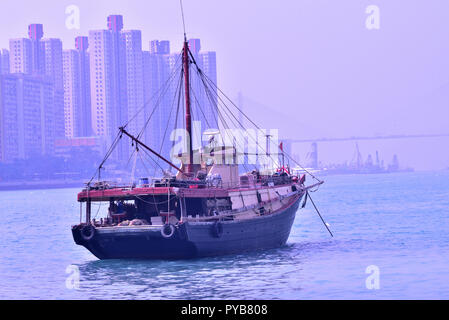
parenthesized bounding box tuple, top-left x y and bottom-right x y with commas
(366, 5, 380, 30)
(365, 265, 380, 289)
(65, 5, 81, 30)
(168, 121, 280, 166)
(65, 265, 80, 290)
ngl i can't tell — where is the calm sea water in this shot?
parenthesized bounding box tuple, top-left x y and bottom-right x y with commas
(0, 171, 448, 300)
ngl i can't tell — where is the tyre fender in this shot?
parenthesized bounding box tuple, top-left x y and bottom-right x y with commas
(161, 224, 176, 239)
(80, 224, 96, 241)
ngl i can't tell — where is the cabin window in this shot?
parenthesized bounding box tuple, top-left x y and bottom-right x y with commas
(185, 198, 206, 217)
(87, 195, 181, 226)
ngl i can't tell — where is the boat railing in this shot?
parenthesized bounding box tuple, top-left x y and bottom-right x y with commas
(85, 180, 136, 191)
(184, 187, 304, 223)
(84, 174, 296, 192)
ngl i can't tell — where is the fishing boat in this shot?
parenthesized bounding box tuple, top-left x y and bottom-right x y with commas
(71, 28, 327, 260)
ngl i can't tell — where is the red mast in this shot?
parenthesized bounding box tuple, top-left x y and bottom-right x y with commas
(183, 38, 194, 173)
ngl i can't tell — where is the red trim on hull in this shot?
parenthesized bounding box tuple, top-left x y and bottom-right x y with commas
(78, 186, 230, 202)
(78, 187, 172, 202)
(78, 183, 299, 202)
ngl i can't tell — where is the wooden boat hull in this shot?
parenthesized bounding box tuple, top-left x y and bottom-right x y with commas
(72, 193, 303, 260)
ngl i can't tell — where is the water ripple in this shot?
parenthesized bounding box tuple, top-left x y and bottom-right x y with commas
(1, 172, 449, 299)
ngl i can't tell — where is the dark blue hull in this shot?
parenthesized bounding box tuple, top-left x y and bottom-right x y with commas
(72, 194, 302, 260)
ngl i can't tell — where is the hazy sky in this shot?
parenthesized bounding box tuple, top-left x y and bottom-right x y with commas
(0, 0, 448, 170)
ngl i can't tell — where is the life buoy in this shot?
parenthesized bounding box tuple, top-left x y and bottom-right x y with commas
(161, 224, 176, 239)
(211, 221, 223, 238)
(80, 224, 96, 241)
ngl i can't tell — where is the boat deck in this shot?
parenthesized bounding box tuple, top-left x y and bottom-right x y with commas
(77, 181, 300, 202)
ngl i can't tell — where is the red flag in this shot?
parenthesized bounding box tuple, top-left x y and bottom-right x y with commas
(279, 142, 283, 151)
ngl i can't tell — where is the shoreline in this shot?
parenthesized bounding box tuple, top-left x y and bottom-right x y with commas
(0, 170, 445, 192)
(0, 179, 87, 191)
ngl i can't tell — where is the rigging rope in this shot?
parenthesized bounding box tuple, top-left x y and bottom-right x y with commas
(136, 54, 183, 140)
(151, 65, 185, 174)
(87, 130, 122, 185)
(194, 65, 280, 172)
(91, 45, 322, 185)
(88, 55, 182, 183)
(195, 65, 323, 183)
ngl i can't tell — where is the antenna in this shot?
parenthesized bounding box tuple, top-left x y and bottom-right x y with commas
(180, 0, 187, 40)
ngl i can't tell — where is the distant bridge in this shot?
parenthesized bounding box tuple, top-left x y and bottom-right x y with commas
(288, 133, 449, 143)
